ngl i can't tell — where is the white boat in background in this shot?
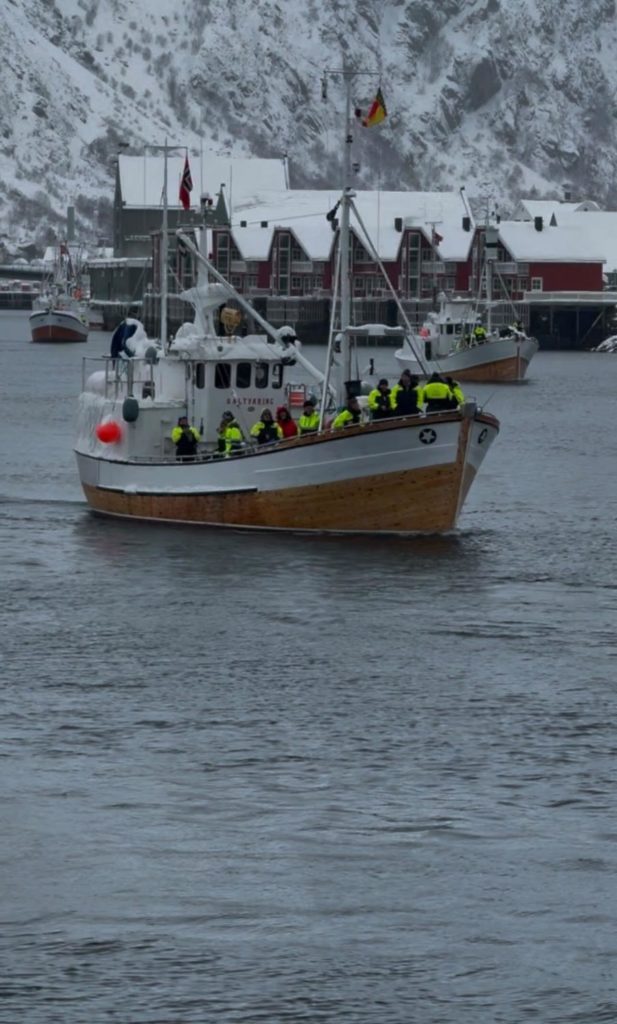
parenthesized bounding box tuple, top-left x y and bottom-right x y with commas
(30, 243, 89, 344)
(395, 223, 539, 383)
(395, 295, 539, 383)
(74, 82, 499, 535)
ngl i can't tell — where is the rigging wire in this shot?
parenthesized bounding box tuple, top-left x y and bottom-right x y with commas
(318, 231, 342, 431)
(349, 198, 431, 376)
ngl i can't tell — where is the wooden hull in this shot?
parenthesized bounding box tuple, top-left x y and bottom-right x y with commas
(396, 336, 539, 383)
(447, 354, 530, 383)
(76, 412, 499, 534)
(82, 463, 473, 532)
(30, 309, 88, 344)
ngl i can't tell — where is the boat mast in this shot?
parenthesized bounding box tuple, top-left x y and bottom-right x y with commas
(485, 223, 499, 336)
(338, 68, 353, 405)
(161, 139, 169, 349)
(319, 64, 376, 405)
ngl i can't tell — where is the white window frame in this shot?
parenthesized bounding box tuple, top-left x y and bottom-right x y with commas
(531, 277, 543, 291)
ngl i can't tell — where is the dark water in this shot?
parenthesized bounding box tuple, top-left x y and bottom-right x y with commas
(1, 311, 617, 1023)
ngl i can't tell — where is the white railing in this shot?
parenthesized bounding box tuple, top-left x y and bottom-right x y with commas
(523, 290, 617, 304)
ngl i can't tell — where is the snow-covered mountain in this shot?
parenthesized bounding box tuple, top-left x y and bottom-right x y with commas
(3, 0, 617, 256)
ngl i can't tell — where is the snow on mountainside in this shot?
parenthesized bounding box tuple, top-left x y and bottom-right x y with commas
(2, 0, 617, 255)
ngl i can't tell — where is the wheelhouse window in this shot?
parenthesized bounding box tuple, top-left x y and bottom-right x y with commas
(215, 362, 231, 388)
(194, 362, 205, 389)
(255, 362, 269, 388)
(236, 362, 252, 388)
(272, 363, 283, 389)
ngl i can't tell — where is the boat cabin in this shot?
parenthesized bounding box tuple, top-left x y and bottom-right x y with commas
(80, 330, 302, 462)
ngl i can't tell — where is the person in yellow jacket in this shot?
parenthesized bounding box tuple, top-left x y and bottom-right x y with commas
(332, 396, 362, 429)
(473, 323, 487, 343)
(171, 415, 200, 461)
(367, 378, 392, 419)
(250, 409, 283, 445)
(445, 376, 465, 406)
(298, 399, 320, 434)
(423, 373, 457, 412)
(217, 411, 244, 456)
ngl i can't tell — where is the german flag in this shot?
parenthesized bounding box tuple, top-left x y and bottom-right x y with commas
(362, 88, 387, 128)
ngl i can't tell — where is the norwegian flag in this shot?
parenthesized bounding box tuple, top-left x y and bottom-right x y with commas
(179, 154, 193, 210)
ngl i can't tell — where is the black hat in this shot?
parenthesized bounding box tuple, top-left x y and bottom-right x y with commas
(378, 378, 388, 386)
(221, 411, 234, 421)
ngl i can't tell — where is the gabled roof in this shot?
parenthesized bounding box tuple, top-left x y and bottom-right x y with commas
(513, 198, 601, 222)
(118, 154, 289, 208)
(497, 220, 605, 263)
(229, 189, 474, 262)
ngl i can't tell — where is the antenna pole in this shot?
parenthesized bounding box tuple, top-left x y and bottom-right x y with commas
(148, 141, 188, 350)
(161, 139, 169, 349)
(320, 64, 380, 403)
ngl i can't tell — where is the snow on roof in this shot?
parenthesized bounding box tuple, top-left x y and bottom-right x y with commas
(514, 198, 601, 221)
(229, 189, 474, 262)
(555, 211, 617, 273)
(498, 219, 605, 263)
(171, 334, 283, 361)
(119, 154, 289, 208)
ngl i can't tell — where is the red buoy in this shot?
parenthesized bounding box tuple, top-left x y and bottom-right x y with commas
(95, 420, 122, 444)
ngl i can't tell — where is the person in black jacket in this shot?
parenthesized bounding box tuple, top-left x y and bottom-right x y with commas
(390, 370, 423, 416)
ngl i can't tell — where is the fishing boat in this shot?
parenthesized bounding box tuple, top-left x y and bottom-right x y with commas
(74, 83, 499, 535)
(394, 225, 539, 383)
(30, 244, 88, 344)
(394, 297, 539, 383)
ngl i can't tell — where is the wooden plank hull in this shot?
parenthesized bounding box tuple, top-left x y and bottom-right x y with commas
(396, 336, 538, 383)
(82, 462, 476, 533)
(76, 412, 498, 534)
(448, 354, 531, 383)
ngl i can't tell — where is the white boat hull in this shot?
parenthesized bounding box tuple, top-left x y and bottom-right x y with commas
(30, 308, 88, 344)
(75, 410, 499, 534)
(395, 335, 539, 382)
